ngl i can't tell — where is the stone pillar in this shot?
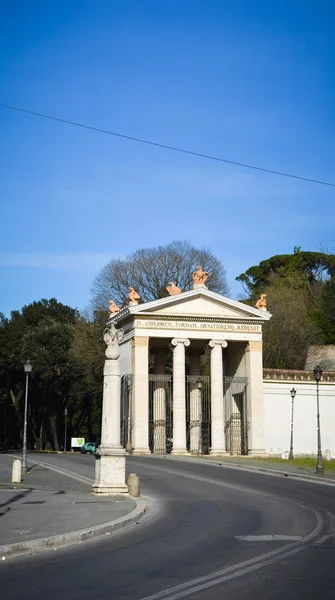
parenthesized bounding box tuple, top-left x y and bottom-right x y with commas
(153, 348, 166, 454)
(245, 341, 266, 455)
(189, 350, 201, 455)
(209, 340, 228, 455)
(171, 338, 190, 454)
(92, 325, 128, 495)
(131, 337, 151, 455)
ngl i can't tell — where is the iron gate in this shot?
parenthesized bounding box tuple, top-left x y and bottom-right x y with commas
(123, 374, 249, 455)
(148, 375, 173, 454)
(120, 374, 133, 450)
(224, 376, 249, 455)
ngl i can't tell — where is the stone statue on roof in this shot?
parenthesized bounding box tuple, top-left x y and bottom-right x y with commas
(255, 294, 267, 311)
(128, 287, 141, 305)
(166, 282, 182, 295)
(109, 300, 121, 316)
(192, 265, 208, 288)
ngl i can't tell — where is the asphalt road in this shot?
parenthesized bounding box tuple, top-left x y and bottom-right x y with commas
(1, 453, 335, 600)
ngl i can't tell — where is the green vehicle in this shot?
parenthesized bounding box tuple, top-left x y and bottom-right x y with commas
(80, 441, 96, 454)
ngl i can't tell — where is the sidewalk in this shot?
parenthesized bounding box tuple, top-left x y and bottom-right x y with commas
(0, 454, 145, 558)
(186, 454, 335, 483)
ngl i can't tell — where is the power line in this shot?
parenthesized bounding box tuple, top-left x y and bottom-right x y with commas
(1, 102, 334, 188)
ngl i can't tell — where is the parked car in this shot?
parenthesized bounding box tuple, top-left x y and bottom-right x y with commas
(81, 441, 96, 454)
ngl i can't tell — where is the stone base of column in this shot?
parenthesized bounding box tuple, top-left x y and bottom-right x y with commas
(210, 449, 228, 456)
(92, 446, 129, 495)
(132, 448, 152, 455)
(248, 449, 267, 457)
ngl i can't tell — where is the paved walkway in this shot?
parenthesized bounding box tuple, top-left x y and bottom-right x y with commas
(189, 455, 335, 482)
(0, 454, 144, 557)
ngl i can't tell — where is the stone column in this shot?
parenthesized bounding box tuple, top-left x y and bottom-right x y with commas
(131, 337, 151, 455)
(245, 341, 266, 455)
(189, 350, 202, 455)
(153, 348, 166, 454)
(92, 325, 128, 495)
(171, 338, 190, 454)
(209, 340, 228, 455)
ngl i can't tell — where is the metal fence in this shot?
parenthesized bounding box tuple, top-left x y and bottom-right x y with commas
(122, 374, 249, 456)
(120, 374, 133, 450)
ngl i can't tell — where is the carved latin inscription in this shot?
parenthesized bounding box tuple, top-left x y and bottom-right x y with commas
(135, 319, 262, 333)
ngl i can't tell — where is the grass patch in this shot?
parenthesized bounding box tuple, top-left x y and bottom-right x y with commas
(199, 455, 335, 473)
(253, 456, 335, 472)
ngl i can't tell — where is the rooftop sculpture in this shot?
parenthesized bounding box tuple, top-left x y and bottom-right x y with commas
(255, 293, 267, 311)
(192, 265, 208, 287)
(109, 300, 121, 316)
(128, 287, 141, 305)
(166, 281, 182, 295)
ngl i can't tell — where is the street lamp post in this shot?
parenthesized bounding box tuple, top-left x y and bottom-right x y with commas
(22, 359, 33, 473)
(64, 408, 68, 453)
(197, 379, 203, 456)
(313, 365, 324, 475)
(289, 388, 296, 460)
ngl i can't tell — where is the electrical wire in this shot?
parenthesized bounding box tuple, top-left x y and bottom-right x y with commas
(1, 102, 334, 188)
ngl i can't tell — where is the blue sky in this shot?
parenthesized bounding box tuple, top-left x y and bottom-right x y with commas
(1, 1, 334, 316)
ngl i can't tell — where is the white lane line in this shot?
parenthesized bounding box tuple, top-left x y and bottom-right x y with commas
(235, 535, 303, 541)
(9, 454, 93, 485)
(314, 533, 335, 544)
(137, 543, 316, 600)
(133, 462, 325, 600)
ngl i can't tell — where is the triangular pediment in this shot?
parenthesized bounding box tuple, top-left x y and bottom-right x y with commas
(113, 288, 271, 322)
(150, 296, 254, 318)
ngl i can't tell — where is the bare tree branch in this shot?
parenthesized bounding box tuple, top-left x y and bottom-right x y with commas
(91, 240, 228, 311)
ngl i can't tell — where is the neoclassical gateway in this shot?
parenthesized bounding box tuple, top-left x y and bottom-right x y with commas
(108, 271, 272, 457)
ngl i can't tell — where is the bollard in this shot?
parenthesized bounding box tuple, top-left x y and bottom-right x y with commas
(12, 459, 22, 483)
(326, 449, 331, 461)
(127, 473, 140, 497)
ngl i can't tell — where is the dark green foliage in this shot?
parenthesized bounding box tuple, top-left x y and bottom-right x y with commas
(236, 249, 335, 296)
(238, 250, 335, 360)
(0, 299, 105, 451)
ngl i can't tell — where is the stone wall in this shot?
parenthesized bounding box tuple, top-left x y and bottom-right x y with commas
(263, 369, 335, 458)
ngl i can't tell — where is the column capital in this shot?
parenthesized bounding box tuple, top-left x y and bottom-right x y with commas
(131, 336, 149, 348)
(171, 338, 190, 347)
(246, 341, 263, 352)
(208, 339, 228, 349)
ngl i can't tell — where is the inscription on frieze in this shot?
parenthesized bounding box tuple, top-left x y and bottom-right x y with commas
(135, 319, 261, 333)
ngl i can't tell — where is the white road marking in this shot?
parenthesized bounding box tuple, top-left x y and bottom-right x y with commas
(132, 461, 324, 600)
(235, 535, 303, 541)
(9, 454, 93, 485)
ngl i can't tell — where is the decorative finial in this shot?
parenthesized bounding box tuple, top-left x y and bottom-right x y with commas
(192, 265, 208, 289)
(109, 300, 120, 316)
(255, 294, 267, 310)
(166, 282, 181, 296)
(103, 323, 124, 359)
(128, 286, 141, 305)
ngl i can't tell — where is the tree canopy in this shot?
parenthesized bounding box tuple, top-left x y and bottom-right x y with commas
(0, 299, 80, 450)
(236, 248, 335, 296)
(238, 249, 335, 369)
(91, 240, 229, 311)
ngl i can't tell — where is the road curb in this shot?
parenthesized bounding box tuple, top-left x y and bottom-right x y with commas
(0, 497, 147, 558)
(158, 456, 335, 486)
